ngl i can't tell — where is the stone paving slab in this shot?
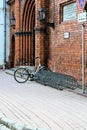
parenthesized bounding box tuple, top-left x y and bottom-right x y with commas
(1, 70, 87, 130)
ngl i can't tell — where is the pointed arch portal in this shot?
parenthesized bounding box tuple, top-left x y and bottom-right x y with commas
(21, 0, 35, 65)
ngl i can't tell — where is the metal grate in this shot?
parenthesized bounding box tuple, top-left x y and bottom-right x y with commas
(34, 68, 79, 90)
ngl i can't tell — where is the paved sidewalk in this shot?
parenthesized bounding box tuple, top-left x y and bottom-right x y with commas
(5, 68, 87, 95)
(0, 70, 87, 130)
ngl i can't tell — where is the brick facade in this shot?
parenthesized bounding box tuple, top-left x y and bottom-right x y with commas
(8, 0, 87, 87)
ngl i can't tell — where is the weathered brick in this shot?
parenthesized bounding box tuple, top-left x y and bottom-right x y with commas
(8, 0, 87, 86)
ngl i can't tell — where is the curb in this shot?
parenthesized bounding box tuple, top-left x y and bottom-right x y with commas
(0, 124, 11, 130)
(0, 113, 50, 130)
(0, 113, 34, 130)
(5, 69, 15, 76)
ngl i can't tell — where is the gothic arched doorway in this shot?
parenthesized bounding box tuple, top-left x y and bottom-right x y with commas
(21, 0, 35, 66)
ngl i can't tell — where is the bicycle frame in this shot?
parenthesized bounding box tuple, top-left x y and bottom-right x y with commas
(31, 57, 43, 76)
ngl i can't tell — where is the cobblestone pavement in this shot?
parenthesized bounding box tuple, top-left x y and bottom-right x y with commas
(0, 70, 87, 130)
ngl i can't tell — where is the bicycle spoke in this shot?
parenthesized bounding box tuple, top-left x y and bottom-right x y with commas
(14, 68, 29, 83)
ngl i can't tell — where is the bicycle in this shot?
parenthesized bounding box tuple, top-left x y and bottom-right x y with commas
(14, 57, 51, 83)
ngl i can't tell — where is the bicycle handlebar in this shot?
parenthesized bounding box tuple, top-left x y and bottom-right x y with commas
(35, 57, 41, 64)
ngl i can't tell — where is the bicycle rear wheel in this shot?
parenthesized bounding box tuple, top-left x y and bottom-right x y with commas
(14, 68, 29, 83)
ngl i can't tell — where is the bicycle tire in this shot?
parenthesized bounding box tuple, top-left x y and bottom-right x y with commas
(14, 68, 30, 83)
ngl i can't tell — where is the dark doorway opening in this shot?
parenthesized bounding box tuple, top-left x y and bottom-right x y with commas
(11, 35, 15, 67)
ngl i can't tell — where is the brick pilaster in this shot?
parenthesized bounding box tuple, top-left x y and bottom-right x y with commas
(35, 0, 46, 66)
(14, 0, 20, 66)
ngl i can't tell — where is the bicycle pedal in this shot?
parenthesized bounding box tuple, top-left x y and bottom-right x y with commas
(30, 74, 34, 78)
(29, 78, 34, 81)
(59, 88, 63, 90)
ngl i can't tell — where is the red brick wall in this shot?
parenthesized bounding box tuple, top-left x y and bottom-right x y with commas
(9, 0, 87, 86)
(45, 0, 87, 86)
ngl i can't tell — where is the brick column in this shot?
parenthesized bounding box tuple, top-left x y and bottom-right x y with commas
(14, 0, 20, 66)
(35, 0, 46, 66)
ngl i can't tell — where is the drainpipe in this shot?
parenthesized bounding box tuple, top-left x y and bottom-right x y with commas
(82, 23, 85, 93)
(3, 0, 6, 70)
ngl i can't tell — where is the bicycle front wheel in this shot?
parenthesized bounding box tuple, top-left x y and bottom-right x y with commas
(14, 68, 29, 83)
